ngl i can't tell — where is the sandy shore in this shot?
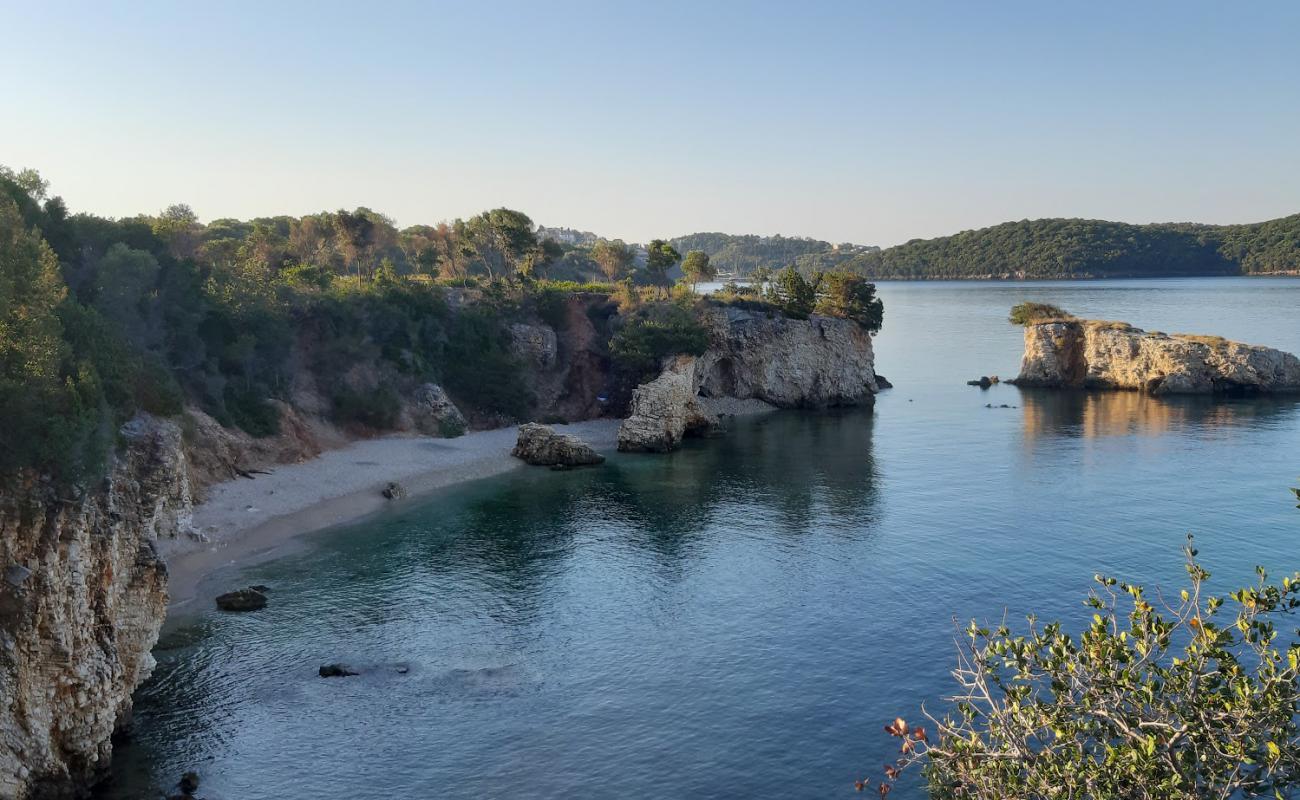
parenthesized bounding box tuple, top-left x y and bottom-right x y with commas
(163, 420, 620, 613)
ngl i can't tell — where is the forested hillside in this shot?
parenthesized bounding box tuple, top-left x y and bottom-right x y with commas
(669, 233, 878, 277)
(837, 216, 1300, 279)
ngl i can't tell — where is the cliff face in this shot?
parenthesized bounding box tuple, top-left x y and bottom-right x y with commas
(695, 307, 879, 407)
(619, 310, 879, 451)
(0, 417, 192, 799)
(1014, 320, 1300, 394)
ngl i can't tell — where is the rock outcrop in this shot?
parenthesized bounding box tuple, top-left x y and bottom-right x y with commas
(695, 307, 879, 408)
(0, 416, 192, 799)
(618, 310, 879, 452)
(1012, 320, 1300, 394)
(511, 424, 605, 467)
(617, 357, 720, 452)
(406, 383, 466, 437)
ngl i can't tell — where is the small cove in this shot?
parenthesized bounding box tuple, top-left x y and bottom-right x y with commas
(103, 278, 1300, 799)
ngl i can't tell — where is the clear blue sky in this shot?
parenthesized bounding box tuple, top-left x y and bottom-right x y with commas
(3, 0, 1298, 246)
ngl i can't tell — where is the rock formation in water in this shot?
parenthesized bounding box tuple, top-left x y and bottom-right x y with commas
(1012, 320, 1300, 394)
(617, 357, 720, 452)
(512, 423, 606, 467)
(0, 416, 193, 799)
(618, 309, 879, 452)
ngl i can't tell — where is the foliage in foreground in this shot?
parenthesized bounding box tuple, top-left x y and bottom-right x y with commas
(870, 537, 1300, 799)
(1008, 302, 1074, 326)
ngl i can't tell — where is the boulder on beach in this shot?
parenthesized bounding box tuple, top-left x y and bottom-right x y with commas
(215, 587, 267, 612)
(511, 423, 605, 467)
(381, 481, 407, 500)
(408, 382, 467, 438)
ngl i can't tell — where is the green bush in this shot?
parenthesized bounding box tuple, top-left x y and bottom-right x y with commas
(224, 384, 281, 437)
(873, 537, 1300, 799)
(609, 302, 710, 377)
(331, 383, 402, 429)
(440, 308, 530, 419)
(1009, 301, 1073, 326)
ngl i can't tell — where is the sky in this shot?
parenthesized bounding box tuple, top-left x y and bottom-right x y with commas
(3, 0, 1299, 246)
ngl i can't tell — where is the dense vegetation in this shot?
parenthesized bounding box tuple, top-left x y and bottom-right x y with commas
(0, 167, 624, 485)
(872, 536, 1300, 799)
(0, 166, 886, 488)
(838, 216, 1300, 280)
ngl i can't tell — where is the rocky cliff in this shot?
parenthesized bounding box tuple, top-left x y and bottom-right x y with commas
(1013, 320, 1300, 394)
(619, 309, 880, 451)
(0, 417, 192, 799)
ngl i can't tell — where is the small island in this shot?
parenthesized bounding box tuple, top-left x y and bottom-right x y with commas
(1007, 302, 1300, 395)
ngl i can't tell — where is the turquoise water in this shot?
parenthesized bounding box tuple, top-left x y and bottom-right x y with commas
(103, 278, 1300, 799)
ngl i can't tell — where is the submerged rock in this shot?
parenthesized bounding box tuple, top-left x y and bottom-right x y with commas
(319, 663, 361, 678)
(1012, 320, 1300, 394)
(512, 423, 605, 467)
(215, 588, 268, 612)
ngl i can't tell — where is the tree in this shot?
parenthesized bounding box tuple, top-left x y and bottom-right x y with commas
(764, 266, 816, 318)
(93, 244, 162, 348)
(332, 209, 377, 289)
(465, 208, 538, 279)
(591, 239, 635, 282)
(644, 239, 681, 297)
(151, 203, 201, 260)
(872, 536, 1300, 800)
(680, 250, 716, 292)
(814, 272, 883, 332)
(751, 265, 773, 287)
(0, 165, 49, 202)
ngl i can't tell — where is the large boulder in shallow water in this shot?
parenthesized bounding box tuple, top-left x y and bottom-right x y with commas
(1012, 320, 1300, 394)
(512, 423, 605, 467)
(617, 356, 719, 453)
(215, 588, 267, 612)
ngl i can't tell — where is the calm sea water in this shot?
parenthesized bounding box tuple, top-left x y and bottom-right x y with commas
(104, 278, 1300, 799)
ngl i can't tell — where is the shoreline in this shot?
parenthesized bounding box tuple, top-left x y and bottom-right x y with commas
(162, 420, 622, 615)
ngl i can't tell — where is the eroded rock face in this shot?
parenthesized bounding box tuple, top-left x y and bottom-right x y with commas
(617, 357, 720, 453)
(1013, 321, 1300, 394)
(510, 323, 558, 369)
(0, 416, 191, 799)
(407, 383, 467, 437)
(512, 423, 605, 467)
(695, 308, 879, 407)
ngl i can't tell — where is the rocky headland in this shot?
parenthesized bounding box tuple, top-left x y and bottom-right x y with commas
(618, 307, 882, 452)
(1012, 318, 1300, 395)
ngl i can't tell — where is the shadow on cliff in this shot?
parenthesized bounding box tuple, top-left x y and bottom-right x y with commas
(1015, 387, 1300, 441)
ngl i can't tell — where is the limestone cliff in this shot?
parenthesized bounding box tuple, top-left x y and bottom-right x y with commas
(619, 310, 879, 451)
(0, 416, 192, 799)
(695, 307, 880, 407)
(1013, 320, 1300, 394)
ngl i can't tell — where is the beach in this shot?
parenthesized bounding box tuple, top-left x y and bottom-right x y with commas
(162, 420, 622, 613)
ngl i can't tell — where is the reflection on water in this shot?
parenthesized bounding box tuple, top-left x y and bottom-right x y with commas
(102, 278, 1300, 800)
(1019, 389, 1300, 441)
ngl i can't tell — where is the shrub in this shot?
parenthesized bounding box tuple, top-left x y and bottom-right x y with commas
(440, 308, 530, 419)
(609, 302, 710, 378)
(1008, 302, 1074, 326)
(225, 384, 281, 437)
(437, 416, 466, 438)
(872, 537, 1300, 799)
(331, 383, 401, 430)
